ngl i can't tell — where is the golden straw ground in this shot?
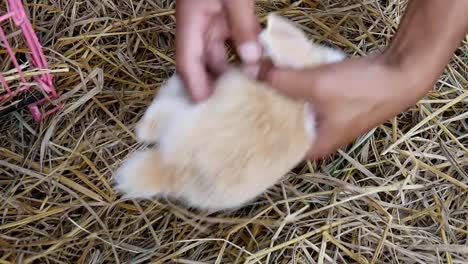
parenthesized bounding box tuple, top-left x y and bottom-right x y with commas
(0, 1, 467, 263)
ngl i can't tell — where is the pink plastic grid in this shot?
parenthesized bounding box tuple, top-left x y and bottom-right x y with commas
(0, 0, 61, 123)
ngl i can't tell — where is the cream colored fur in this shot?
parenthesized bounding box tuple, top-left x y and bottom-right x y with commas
(114, 14, 346, 211)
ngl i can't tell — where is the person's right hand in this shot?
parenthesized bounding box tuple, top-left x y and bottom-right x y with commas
(264, 54, 433, 159)
(263, 0, 468, 159)
(175, 0, 262, 102)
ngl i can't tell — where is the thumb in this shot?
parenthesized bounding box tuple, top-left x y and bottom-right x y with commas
(222, 0, 262, 65)
(263, 67, 323, 102)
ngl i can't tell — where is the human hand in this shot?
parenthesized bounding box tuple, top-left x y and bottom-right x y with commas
(263, 0, 468, 160)
(263, 54, 434, 159)
(175, 0, 262, 102)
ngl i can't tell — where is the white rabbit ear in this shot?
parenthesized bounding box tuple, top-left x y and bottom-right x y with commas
(259, 14, 346, 68)
(319, 46, 347, 63)
(264, 14, 310, 45)
(259, 14, 316, 68)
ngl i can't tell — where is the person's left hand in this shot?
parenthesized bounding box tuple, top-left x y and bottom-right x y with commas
(176, 0, 262, 102)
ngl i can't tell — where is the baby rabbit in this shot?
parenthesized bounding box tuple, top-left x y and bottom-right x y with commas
(114, 14, 346, 211)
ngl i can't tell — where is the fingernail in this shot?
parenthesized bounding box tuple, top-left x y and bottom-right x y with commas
(242, 64, 260, 79)
(238, 42, 261, 64)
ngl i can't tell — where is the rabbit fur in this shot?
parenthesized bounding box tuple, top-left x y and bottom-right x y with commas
(114, 14, 346, 211)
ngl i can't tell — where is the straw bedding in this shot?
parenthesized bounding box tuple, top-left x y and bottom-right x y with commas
(0, 0, 467, 263)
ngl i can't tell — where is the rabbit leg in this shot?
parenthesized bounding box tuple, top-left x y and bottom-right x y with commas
(114, 149, 177, 199)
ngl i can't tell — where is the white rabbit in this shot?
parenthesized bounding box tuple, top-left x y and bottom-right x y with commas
(114, 14, 346, 211)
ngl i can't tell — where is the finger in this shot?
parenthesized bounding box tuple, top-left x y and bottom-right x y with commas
(303, 119, 344, 160)
(175, 0, 221, 102)
(265, 56, 365, 102)
(206, 40, 229, 76)
(306, 133, 338, 160)
(239, 57, 272, 80)
(205, 14, 229, 76)
(305, 116, 371, 160)
(222, 0, 262, 64)
(264, 67, 322, 101)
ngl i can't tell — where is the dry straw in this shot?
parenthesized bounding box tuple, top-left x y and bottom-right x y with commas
(0, 0, 467, 263)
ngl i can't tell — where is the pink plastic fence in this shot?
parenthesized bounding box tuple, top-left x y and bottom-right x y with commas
(0, 0, 60, 123)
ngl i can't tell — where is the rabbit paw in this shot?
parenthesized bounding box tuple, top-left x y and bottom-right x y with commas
(114, 150, 171, 199)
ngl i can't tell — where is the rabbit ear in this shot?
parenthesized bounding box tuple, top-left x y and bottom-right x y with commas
(259, 14, 316, 68)
(259, 14, 345, 68)
(263, 14, 310, 46)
